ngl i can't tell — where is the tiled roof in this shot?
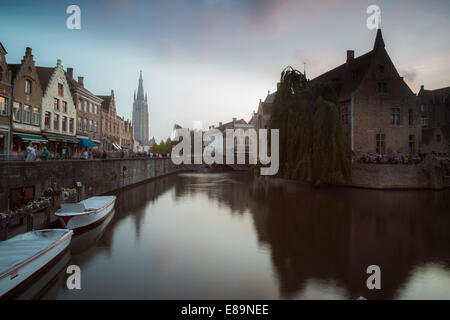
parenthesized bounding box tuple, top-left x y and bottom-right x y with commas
(97, 95, 112, 110)
(309, 50, 374, 101)
(67, 75, 103, 102)
(8, 64, 21, 81)
(217, 119, 247, 131)
(264, 92, 276, 103)
(35, 66, 55, 92)
(420, 87, 450, 104)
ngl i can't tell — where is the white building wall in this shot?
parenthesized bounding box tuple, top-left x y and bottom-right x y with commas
(40, 60, 76, 136)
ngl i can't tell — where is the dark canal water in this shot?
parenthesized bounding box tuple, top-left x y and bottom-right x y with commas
(17, 172, 450, 299)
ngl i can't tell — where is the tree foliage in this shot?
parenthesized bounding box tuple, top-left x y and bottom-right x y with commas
(269, 66, 351, 184)
(150, 138, 172, 154)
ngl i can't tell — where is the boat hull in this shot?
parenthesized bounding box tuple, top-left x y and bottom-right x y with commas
(57, 198, 116, 230)
(0, 229, 73, 298)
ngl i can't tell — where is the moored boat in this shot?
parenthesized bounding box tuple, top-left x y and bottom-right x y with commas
(0, 229, 73, 298)
(55, 196, 116, 230)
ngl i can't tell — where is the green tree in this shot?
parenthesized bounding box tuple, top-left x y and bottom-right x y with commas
(269, 66, 351, 184)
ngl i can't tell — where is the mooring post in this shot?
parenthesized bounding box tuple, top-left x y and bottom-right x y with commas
(26, 214, 34, 231)
(46, 207, 51, 225)
(0, 224, 8, 241)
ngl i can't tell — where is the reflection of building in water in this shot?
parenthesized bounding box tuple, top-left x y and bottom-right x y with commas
(167, 173, 450, 299)
(246, 180, 450, 299)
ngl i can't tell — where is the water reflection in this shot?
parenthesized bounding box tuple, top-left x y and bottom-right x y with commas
(36, 172, 450, 299)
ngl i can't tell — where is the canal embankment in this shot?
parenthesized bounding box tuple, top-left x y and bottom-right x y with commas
(0, 158, 188, 213)
(255, 155, 450, 190)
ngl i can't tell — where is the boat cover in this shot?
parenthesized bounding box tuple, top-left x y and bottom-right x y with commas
(56, 196, 116, 217)
(0, 229, 70, 276)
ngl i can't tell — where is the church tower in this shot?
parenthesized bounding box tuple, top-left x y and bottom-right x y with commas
(132, 71, 149, 145)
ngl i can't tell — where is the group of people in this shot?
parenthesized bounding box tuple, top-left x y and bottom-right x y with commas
(25, 142, 50, 161)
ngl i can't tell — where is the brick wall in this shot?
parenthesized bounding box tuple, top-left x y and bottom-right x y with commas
(0, 158, 184, 212)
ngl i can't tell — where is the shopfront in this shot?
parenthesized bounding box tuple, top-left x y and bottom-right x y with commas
(44, 133, 79, 159)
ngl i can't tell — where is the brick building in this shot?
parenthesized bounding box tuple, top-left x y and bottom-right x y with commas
(418, 86, 450, 155)
(310, 29, 421, 158)
(119, 117, 133, 151)
(0, 42, 12, 157)
(66, 68, 103, 149)
(8, 47, 46, 156)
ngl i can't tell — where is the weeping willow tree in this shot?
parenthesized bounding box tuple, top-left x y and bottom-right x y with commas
(269, 66, 351, 184)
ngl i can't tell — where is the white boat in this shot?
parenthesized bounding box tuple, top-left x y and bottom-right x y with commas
(0, 229, 73, 298)
(55, 196, 116, 230)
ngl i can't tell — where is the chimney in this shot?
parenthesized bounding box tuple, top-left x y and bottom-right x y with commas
(67, 68, 73, 79)
(420, 85, 424, 91)
(25, 47, 32, 55)
(78, 76, 84, 87)
(232, 117, 236, 123)
(347, 50, 354, 62)
(219, 122, 222, 127)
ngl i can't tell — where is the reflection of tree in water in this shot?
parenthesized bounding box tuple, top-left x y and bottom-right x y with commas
(167, 173, 450, 299)
(62, 172, 450, 300)
(246, 179, 450, 299)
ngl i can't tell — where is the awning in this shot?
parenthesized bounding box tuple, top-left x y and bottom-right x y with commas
(14, 133, 48, 144)
(78, 137, 95, 147)
(45, 134, 79, 144)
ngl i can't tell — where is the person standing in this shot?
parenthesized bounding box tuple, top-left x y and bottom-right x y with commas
(41, 146, 50, 161)
(61, 144, 67, 160)
(25, 142, 33, 161)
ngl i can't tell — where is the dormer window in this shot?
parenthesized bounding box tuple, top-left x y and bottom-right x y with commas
(25, 79, 32, 94)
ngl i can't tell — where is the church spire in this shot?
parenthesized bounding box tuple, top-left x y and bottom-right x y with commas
(137, 70, 144, 100)
(373, 29, 385, 51)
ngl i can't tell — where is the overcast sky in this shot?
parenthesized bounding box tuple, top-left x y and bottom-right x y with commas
(1, 0, 449, 141)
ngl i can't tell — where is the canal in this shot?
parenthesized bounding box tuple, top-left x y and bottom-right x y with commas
(15, 172, 450, 299)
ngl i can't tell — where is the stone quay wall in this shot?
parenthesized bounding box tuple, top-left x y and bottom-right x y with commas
(0, 158, 188, 212)
(350, 158, 448, 190)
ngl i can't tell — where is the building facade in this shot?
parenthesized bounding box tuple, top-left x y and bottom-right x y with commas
(119, 117, 133, 151)
(0, 42, 12, 157)
(9, 47, 46, 156)
(132, 71, 149, 146)
(66, 68, 103, 149)
(37, 59, 78, 157)
(310, 29, 421, 158)
(418, 86, 450, 156)
(98, 90, 120, 151)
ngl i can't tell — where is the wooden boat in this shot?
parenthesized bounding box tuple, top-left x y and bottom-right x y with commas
(55, 196, 116, 230)
(0, 229, 73, 298)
